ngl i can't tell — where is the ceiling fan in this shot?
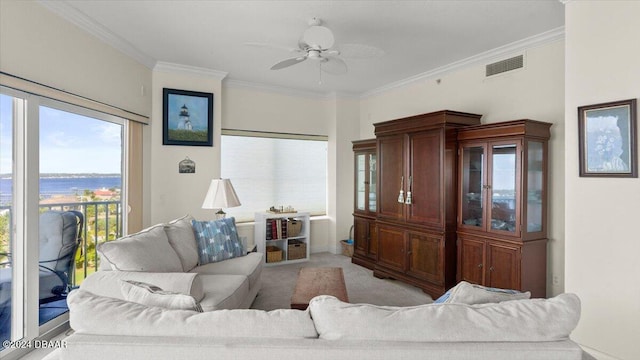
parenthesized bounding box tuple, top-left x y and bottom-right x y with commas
(246, 17, 384, 77)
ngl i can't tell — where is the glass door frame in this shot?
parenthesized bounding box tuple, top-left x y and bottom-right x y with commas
(458, 139, 523, 237)
(458, 141, 488, 232)
(486, 139, 522, 237)
(1, 87, 41, 352)
(1, 86, 130, 358)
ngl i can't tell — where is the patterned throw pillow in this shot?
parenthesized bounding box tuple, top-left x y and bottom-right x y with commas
(191, 217, 245, 265)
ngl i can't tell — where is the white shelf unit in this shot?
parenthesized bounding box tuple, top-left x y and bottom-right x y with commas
(255, 212, 310, 266)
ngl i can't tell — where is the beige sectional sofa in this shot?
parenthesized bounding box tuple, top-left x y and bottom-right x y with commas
(81, 215, 263, 311)
(45, 290, 583, 360)
(46, 216, 583, 360)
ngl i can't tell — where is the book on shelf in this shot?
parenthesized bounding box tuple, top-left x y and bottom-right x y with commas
(265, 217, 294, 241)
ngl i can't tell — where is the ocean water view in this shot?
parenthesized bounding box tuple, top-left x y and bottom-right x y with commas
(0, 175, 121, 205)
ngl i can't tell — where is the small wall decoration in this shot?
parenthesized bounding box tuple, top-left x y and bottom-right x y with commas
(578, 98, 637, 177)
(178, 157, 196, 173)
(163, 88, 213, 146)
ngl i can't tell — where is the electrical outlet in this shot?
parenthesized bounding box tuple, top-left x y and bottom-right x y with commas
(552, 275, 560, 285)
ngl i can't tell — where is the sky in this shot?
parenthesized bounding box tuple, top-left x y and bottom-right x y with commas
(0, 94, 122, 174)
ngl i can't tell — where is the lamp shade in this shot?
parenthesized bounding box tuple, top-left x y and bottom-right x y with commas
(201, 179, 241, 209)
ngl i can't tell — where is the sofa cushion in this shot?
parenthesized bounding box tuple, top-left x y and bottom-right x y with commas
(119, 280, 203, 312)
(80, 271, 204, 302)
(68, 289, 318, 339)
(192, 218, 244, 265)
(197, 274, 249, 311)
(435, 281, 531, 304)
(97, 224, 182, 272)
(308, 293, 580, 342)
(164, 214, 199, 272)
(191, 252, 262, 290)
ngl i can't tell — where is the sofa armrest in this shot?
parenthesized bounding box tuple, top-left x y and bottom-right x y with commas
(80, 271, 204, 301)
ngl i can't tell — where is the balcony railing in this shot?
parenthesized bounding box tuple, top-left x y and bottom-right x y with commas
(0, 200, 122, 285)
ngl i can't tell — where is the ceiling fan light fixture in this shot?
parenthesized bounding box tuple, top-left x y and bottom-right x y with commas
(249, 16, 380, 79)
(302, 26, 334, 49)
(307, 50, 322, 59)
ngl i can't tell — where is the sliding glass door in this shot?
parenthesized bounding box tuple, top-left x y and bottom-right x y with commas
(0, 88, 127, 354)
(38, 103, 124, 328)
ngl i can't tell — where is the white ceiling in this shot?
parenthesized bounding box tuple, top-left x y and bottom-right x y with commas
(41, 0, 565, 96)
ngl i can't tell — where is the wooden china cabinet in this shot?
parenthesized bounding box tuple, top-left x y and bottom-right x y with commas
(456, 120, 551, 298)
(352, 139, 378, 270)
(371, 110, 482, 298)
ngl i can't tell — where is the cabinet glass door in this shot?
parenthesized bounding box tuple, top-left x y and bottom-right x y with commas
(460, 145, 484, 228)
(356, 154, 366, 211)
(368, 153, 377, 212)
(490, 144, 518, 233)
(526, 141, 544, 232)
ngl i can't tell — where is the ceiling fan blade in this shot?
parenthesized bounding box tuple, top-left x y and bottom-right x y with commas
(271, 56, 307, 70)
(244, 42, 302, 53)
(338, 43, 385, 59)
(321, 56, 348, 75)
(302, 25, 335, 50)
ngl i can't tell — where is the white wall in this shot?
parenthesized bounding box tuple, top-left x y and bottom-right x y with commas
(221, 84, 330, 135)
(359, 40, 566, 296)
(148, 64, 224, 225)
(0, 0, 151, 118)
(327, 96, 361, 253)
(564, 2, 640, 360)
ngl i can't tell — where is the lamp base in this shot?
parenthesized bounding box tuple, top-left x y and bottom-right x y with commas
(215, 210, 226, 219)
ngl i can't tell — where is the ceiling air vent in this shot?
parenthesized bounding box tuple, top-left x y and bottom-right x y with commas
(486, 55, 524, 77)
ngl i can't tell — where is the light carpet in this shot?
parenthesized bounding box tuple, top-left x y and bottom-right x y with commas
(250, 252, 432, 311)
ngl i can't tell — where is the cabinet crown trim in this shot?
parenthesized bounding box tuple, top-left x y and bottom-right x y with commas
(457, 119, 552, 141)
(374, 110, 482, 136)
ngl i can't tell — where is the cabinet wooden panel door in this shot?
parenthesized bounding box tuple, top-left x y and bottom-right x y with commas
(407, 231, 444, 285)
(353, 217, 369, 257)
(458, 236, 485, 285)
(377, 136, 404, 220)
(377, 224, 406, 272)
(368, 220, 378, 258)
(353, 216, 378, 260)
(487, 242, 521, 290)
(406, 130, 443, 227)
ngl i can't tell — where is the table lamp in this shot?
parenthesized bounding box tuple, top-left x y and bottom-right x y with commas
(201, 178, 241, 219)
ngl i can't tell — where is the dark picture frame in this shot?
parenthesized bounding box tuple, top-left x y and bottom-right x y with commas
(578, 99, 637, 177)
(163, 88, 214, 146)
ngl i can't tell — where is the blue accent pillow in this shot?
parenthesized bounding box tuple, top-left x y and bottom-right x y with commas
(433, 289, 452, 304)
(191, 217, 244, 265)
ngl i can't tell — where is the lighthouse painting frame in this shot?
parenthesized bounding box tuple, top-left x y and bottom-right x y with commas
(163, 88, 214, 146)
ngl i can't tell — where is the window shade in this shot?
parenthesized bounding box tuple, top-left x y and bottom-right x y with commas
(0, 72, 149, 124)
(221, 132, 327, 222)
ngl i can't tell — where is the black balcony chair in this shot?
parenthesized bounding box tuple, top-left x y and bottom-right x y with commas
(0, 210, 84, 333)
(0, 210, 84, 304)
(37, 210, 84, 304)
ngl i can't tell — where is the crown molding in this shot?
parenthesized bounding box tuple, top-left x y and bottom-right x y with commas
(361, 26, 565, 99)
(38, 0, 157, 69)
(154, 62, 228, 80)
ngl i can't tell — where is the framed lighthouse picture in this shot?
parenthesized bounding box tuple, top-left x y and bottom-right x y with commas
(163, 88, 214, 146)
